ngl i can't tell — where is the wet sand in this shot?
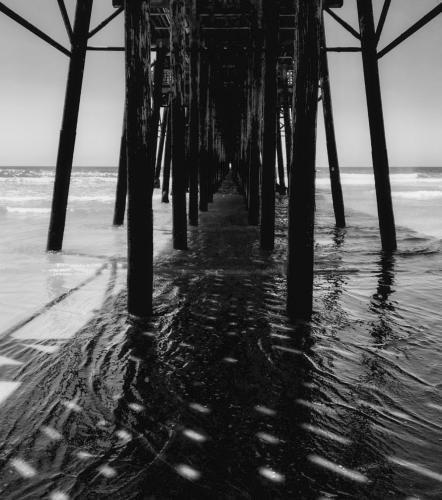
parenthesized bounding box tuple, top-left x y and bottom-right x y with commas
(0, 177, 442, 499)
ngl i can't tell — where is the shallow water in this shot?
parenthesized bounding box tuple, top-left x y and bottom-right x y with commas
(0, 169, 441, 498)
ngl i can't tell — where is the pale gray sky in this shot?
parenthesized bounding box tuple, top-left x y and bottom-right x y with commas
(0, 0, 441, 167)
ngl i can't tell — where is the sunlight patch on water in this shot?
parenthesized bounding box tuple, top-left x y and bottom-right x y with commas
(256, 432, 281, 445)
(388, 457, 442, 483)
(41, 426, 62, 441)
(183, 429, 208, 443)
(175, 464, 201, 481)
(128, 403, 145, 413)
(116, 430, 132, 444)
(49, 491, 69, 500)
(295, 399, 336, 416)
(301, 424, 351, 445)
(98, 465, 117, 478)
(0, 355, 22, 367)
(258, 467, 285, 483)
(254, 405, 277, 417)
(61, 400, 82, 413)
(10, 458, 37, 478)
(189, 402, 211, 414)
(223, 357, 238, 364)
(0, 381, 20, 405)
(426, 402, 442, 412)
(308, 455, 369, 483)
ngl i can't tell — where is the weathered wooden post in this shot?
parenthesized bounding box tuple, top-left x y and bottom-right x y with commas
(162, 99, 172, 203)
(283, 84, 292, 178)
(154, 105, 169, 188)
(188, 0, 200, 225)
(276, 118, 287, 194)
(171, 0, 188, 249)
(260, 0, 278, 250)
(357, 0, 397, 251)
(207, 73, 215, 204)
(124, 0, 154, 318)
(248, 5, 263, 226)
(320, 21, 345, 227)
(113, 113, 127, 226)
(148, 44, 167, 190)
(47, 0, 93, 251)
(199, 53, 209, 212)
(287, 0, 322, 320)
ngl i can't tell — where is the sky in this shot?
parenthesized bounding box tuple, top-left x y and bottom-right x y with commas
(0, 0, 441, 168)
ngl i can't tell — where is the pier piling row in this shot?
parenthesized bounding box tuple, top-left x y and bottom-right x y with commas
(2, 0, 440, 320)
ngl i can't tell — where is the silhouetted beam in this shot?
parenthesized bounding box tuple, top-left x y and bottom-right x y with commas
(261, 0, 278, 250)
(357, 0, 396, 251)
(326, 47, 361, 52)
(86, 46, 125, 51)
(378, 3, 442, 59)
(0, 2, 70, 57)
(324, 8, 361, 40)
(113, 114, 127, 226)
(320, 22, 345, 228)
(57, 0, 73, 43)
(89, 6, 124, 38)
(47, 0, 92, 251)
(287, 0, 322, 320)
(375, 0, 391, 44)
(124, 0, 154, 318)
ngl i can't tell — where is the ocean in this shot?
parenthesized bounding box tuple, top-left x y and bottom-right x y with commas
(0, 166, 441, 498)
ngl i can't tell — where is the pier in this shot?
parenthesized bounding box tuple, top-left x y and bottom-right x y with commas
(0, 1, 441, 498)
(1, 0, 440, 319)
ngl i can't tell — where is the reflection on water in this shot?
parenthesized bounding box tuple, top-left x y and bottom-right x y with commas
(0, 185, 441, 499)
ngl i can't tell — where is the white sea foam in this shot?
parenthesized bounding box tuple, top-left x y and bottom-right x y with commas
(392, 190, 442, 201)
(316, 172, 442, 187)
(6, 207, 50, 214)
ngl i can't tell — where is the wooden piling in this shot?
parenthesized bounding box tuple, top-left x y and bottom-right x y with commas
(154, 105, 169, 188)
(287, 0, 322, 320)
(260, 0, 278, 250)
(162, 101, 172, 203)
(199, 54, 209, 212)
(276, 120, 287, 194)
(188, 0, 200, 226)
(320, 22, 346, 228)
(113, 114, 127, 226)
(248, 9, 263, 226)
(357, 0, 397, 251)
(171, 0, 188, 250)
(283, 88, 292, 181)
(47, 0, 92, 251)
(148, 45, 167, 191)
(124, 0, 154, 318)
